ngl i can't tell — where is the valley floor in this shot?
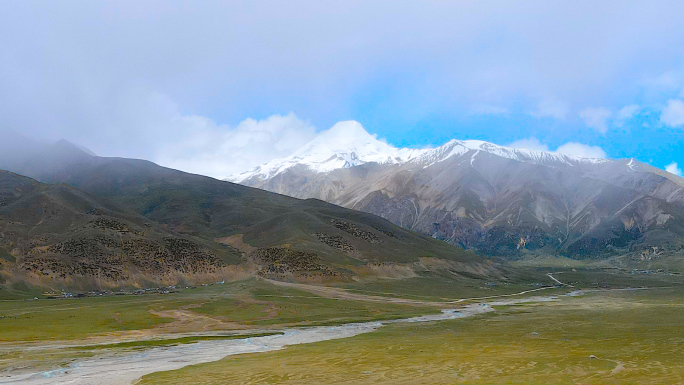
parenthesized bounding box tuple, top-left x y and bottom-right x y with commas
(1, 269, 683, 384)
(139, 287, 684, 385)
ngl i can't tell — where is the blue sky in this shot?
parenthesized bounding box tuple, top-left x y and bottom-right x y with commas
(1, 1, 683, 178)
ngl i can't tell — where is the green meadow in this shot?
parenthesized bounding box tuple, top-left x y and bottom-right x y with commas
(0, 278, 434, 374)
(139, 287, 684, 385)
(2, 268, 683, 383)
(0, 278, 432, 343)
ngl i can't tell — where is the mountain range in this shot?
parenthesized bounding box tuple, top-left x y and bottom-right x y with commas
(3, 123, 683, 290)
(232, 121, 684, 258)
(0, 131, 490, 289)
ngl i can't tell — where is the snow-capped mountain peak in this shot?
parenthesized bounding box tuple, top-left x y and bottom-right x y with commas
(228, 121, 400, 182)
(228, 121, 608, 182)
(288, 121, 396, 164)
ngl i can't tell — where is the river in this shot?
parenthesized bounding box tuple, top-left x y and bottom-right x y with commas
(0, 293, 571, 385)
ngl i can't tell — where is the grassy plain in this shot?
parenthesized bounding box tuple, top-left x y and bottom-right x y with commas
(0, 295, 172, 342)
(0, 278, 436, 374)
(0, 279, 435, 343)
(73, 332, 282, 351)
(340, 273, 553, 302)
(140, 287, 684, 385)
(2, 267, 683, 383)
(340, 265, 682, 302)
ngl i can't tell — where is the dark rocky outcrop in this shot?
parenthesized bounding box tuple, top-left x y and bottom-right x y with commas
(314, 233, 355, 252)
(251, 247, 336, 277)
(330, 219, 380, 244)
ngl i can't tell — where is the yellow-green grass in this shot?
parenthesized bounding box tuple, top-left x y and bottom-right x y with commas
(139, 287, 684, 385)
(194, 284, 436, 327)
(340, 275, 556, 302)
(0, 295, 174, 342)
(0, 279, 435, 343)
(339, 266, 684, 304)
(72, 332, 283, 351)
(2, 269, 680, 344)
(553, 269, 684, 288)
(0, 349, 99, 376)
(509, 254, 609, 268)
(0, 280, 45, 300)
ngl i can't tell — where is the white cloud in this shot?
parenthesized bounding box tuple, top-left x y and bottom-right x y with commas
(508, 137, 607, 159)
(2, 2, 684, 165)
(579, 107, 612, 133)
(666, 162, 682, 176)
(530, 99, 569, 120)
(615, 104, 639, 127)
(555, 142, 607, 159)
(507, 137, 549, 151)
(155, 112, 317, 179)
(660, 99, 684, 127)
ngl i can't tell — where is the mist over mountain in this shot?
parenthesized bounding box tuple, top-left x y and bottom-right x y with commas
(233, 122, 684, 258)
(0, 138, 492, 287)
(2, 120, 683, 289)
(0, 129, 97, 182)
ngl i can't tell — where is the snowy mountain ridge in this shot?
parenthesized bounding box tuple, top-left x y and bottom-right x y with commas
(228, 120, 609, 182)
(228, 121, 684, 258)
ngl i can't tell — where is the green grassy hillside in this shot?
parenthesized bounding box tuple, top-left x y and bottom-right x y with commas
(33, 158, 492, 279)
(0, 170, 240, 288)
(1, 156, 497, 289)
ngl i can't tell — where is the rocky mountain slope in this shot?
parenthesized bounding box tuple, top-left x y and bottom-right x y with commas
(233, 122, 684, 257)
(0, 136, 493, 287)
